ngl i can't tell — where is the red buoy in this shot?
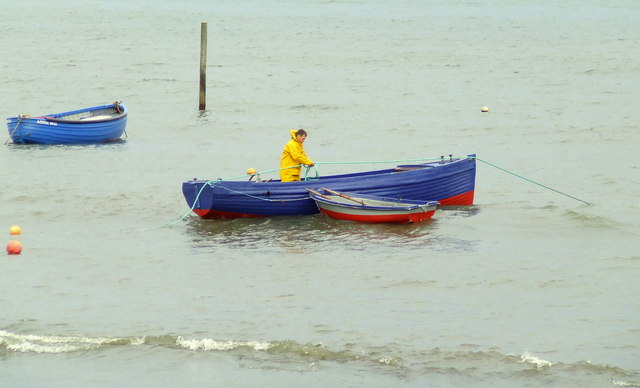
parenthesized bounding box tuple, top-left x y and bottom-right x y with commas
(6, 240, 22, 255)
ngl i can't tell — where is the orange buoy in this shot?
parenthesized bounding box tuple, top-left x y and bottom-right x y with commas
(9, 225, 21, 235)
(6, 240, 22, 255)
(247, 168, 257, 175)
(481, 106, 489, 112)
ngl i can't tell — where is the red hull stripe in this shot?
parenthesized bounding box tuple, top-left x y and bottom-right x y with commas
(320, 209, 436, 223)
(438, 190, 475, 206)
(193, 209, 264, 219)
(192, 190, 474, 219)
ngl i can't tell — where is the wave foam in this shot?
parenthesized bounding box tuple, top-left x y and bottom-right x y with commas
(2, 329, 637, 384)
(176, 337, 272, 352)
(0, 329, 140, 354)
(520, 351, 554, 368)
(612, 380, 640, 387)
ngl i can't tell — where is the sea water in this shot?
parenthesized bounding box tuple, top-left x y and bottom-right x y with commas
(1, 0, 639, 386)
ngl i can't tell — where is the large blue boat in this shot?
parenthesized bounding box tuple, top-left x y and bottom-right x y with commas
(182, 155, 477, 219)
(6, 101, 127, 144)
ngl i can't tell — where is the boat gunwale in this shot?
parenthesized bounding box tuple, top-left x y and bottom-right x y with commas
(195, 156, 475, 192)
(6, 103, 128, 125)
(310, 192, 439, 212)
(44, 111, 127, 124)
(40, 103, 128, 124)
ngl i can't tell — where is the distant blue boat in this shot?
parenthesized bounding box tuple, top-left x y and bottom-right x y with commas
(6, 101, 128, 144)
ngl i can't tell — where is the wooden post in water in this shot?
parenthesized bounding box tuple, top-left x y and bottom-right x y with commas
(199, 22, 207, 111)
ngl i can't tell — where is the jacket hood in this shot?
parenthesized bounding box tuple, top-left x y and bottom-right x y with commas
(290, 129, 298, 139)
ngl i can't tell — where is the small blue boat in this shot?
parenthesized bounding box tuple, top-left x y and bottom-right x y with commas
(6, 101, 128, 144)
(182, 155, 476, 219)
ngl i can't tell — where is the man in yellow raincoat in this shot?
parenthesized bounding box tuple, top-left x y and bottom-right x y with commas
(280, 129, 314, 182)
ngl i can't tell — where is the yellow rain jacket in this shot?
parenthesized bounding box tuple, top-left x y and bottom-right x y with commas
(280, 129, 314, 182)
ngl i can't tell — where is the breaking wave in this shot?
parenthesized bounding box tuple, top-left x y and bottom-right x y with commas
(0, 329, 144, 353)
(1, 329, 638, 386)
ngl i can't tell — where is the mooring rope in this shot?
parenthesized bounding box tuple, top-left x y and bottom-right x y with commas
(316, 156, 589, 204)
(474, 157, 590, 205)
(113, 101, 128, 138)
(164, 179, 215, 227)
(159, 154, 588, 229)
(5, 115, 26, 145)
(316, 156, 442, 165)
(164, 174, 314, 228)
(163, 163, 324, 228)
(206, 183, 311, 202)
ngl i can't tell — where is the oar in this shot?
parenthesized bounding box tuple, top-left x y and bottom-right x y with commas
(305, 188, 333, 201)
(320, 187, 366, 206)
